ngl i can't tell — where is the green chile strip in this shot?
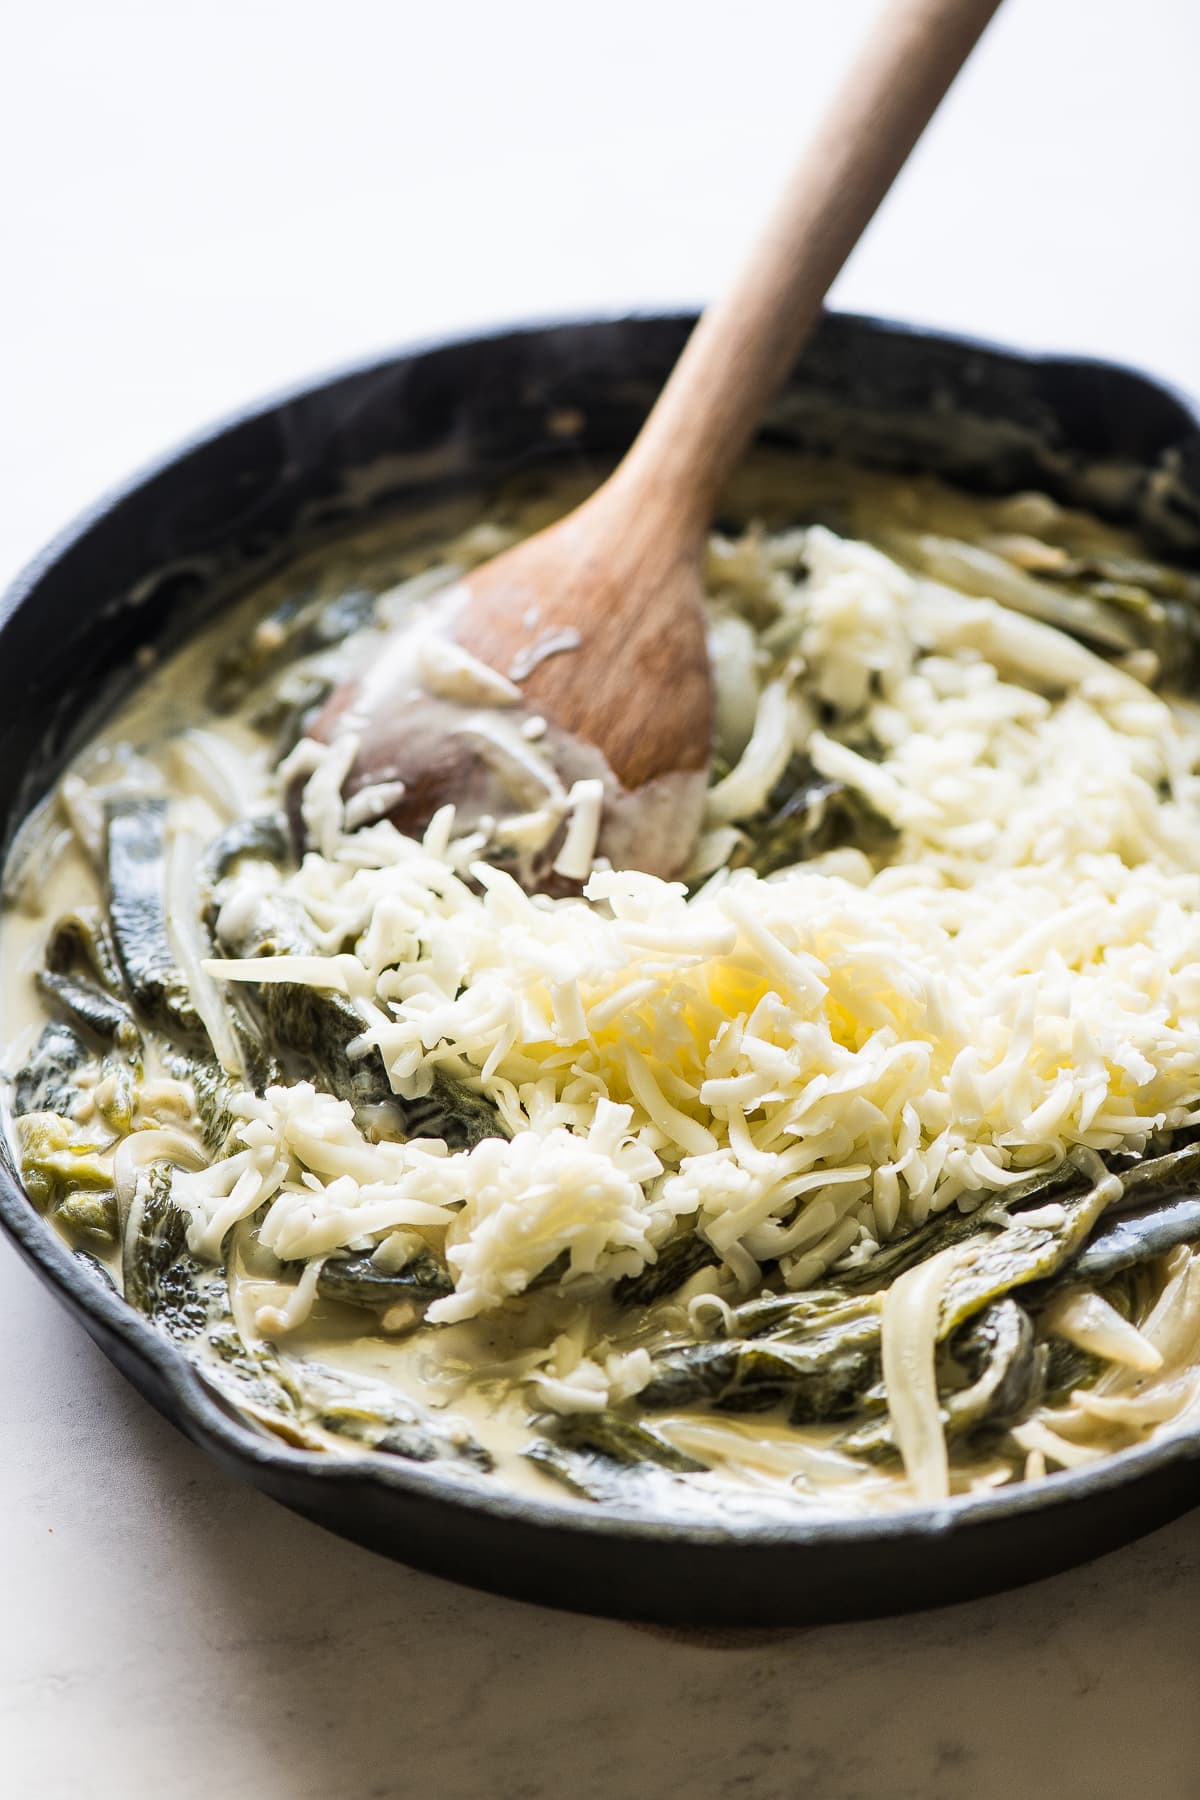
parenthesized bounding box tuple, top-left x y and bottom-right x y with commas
(639, 1166, 1119, 1418)
(317, 1249, 454, 1309)
(106, 799, 206, 1045)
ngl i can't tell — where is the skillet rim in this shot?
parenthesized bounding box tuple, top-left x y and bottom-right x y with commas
(3, 307, 1200, 1618)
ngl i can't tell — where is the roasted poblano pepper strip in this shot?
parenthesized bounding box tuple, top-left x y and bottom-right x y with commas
(261, 975, 393, 1106)
(190, 1057, 241, 1156)
(105, 798, 206, 1046)
(223, 919, 503, 1147)
(643, 1167, 1121, 1425)
(831, 1205, 1000, 1295)
(640, 1317, 881, 1420)
(212, 886, 504, 1144)
(614, 1232, 721, 1307)
(36, 969, 139, 1048)
(16, 1112, 112, 1204)
(837, 1175, 1121, 1458)
(725, 1287, 878, 1342)
(525, 1439, 733, 1514)
(245, 1355, 494, 1471)
(524, 1441, 631, 1506)
(317, 1248, 453, 1310)
(12, 1019, 91, 1118)
(44, 907, 126, 994)
(1104, 1141, 1200, 1210)
(395, 1072, 505, 1152)
(32, 910, 143, 1134)
(122, 1164, 211, 1340)
(294, 1364, 493, 1471)
(195, 1258, 492, 1471)
(936, 1171, 1117, 1338)
(201, 813, 291, 888)
(203, 1300, 304, 1424)
(1068, 1195, 1200, 1287)
(547, 1410, 708, 1474)
(16, 1111, 118, 1248)
(832, 1163, 1081, 1295)
(120, 1185, 305, 1428)
(833, 1143, 1200, 1312)
(214, 905, 392, 1098)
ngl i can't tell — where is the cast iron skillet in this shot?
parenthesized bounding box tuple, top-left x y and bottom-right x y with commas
(3, 312, 1200, 1626)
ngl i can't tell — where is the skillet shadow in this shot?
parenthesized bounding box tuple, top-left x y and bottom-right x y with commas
(85, 1335, 1200, 1800)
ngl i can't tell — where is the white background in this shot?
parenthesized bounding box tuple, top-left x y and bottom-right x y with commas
(1, 3, 1198, 1796)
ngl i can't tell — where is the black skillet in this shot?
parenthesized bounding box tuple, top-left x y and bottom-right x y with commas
(2, 312, 1199, 1625)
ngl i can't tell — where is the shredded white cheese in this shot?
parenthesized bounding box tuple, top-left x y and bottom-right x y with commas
(552, 777, 606, 881)
(192, 525, 1200, 1345)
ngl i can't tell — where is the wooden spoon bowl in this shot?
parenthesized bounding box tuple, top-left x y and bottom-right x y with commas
(309, 0, 1001, 882)
(309, 480, 713, 881)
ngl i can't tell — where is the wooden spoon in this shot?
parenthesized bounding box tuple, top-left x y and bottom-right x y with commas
(311, 0, 1001, 882)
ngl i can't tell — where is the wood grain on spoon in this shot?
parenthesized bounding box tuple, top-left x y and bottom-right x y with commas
(313, 0, 1001, 878)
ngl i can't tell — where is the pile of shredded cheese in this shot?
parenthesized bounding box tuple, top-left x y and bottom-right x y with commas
(177, 521, 1200, 1370)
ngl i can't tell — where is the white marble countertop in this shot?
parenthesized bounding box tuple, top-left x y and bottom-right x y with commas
(2, 2, 1199, 1794)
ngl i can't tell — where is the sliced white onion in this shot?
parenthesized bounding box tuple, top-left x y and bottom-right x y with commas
(165, 820, 246, 1078)
(880, 1245, 964, 1505)
(254, 1255, 327, 1338)
(115, 1129, 209, 1279)
(166, 730, 249, 822)
(113, 1129, 208, 1211)
(704, 680, 794, 824)
(1041, 1287, 1163, 1374)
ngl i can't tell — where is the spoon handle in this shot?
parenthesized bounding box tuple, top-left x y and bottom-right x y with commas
(608, 0, 1002, 536)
